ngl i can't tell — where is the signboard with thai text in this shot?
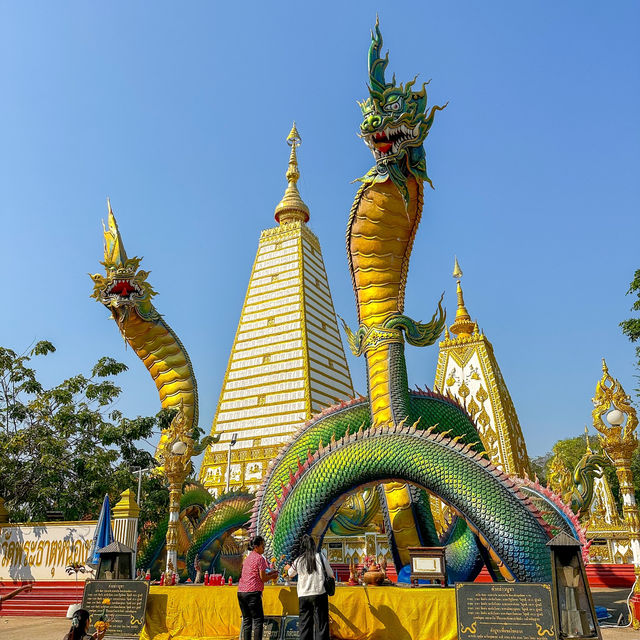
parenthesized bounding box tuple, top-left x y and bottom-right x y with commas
(456, 583, 557, 640)
(0, 522, 96, 582)
(82, 580, 149, 639)
(281, 615, 299, 640)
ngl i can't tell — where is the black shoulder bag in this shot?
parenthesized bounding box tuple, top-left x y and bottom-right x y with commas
(319, 553, 335, 596)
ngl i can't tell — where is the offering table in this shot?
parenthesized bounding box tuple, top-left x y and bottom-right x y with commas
(140, 584, 457, 640)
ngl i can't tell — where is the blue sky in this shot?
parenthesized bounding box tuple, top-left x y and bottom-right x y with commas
(1, 1, 638, 458)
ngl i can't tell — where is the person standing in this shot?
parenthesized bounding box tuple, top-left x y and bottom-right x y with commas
(286, 535, 333, 640)
(237, 535, 278, 640)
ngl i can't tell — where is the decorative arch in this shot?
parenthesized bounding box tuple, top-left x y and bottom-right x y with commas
(267, 425, 553, 583)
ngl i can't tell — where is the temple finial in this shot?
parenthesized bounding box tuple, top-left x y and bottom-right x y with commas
(449, 257, 476, 338)
(453, 256, 463, 280)
(602, 358, 608, 374)
(584, 425, 592, 453)
(274, 122, 310, 225)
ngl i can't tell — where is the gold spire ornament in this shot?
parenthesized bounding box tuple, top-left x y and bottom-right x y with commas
(103, 198, 129, 266)
(435, 258, 531, 476)
(274, 122, 310, 224)
(583, 425, 594, 453)
(452, 256, 463, 280)
(449, 257, 476, 338)
(591, 359, 640, 602)
(592, 358, 638, 460)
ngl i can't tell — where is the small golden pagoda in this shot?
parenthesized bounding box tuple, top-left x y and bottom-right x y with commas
(434, 258, 530, 476)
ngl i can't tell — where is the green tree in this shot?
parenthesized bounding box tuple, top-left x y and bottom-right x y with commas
(537, 433, 640, 509)
(0, 341, 169, 526)
(620, 268, 640, 384)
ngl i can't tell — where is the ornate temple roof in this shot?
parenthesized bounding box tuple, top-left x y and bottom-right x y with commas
(434, 259, 531, 476)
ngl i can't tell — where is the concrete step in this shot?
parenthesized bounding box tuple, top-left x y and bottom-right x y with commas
(0, 582, 84, 617)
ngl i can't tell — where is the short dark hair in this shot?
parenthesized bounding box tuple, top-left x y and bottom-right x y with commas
(250, 535, 265, 550)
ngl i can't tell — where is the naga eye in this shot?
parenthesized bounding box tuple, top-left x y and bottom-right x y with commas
(385, 98, 403, 112)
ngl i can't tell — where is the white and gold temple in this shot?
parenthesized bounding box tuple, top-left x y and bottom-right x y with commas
(434, 258, 531, 476)
(200, 125, 354, 495)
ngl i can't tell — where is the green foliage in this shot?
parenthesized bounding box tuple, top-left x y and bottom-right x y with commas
(537, 433, 640, 509)
(0, 341, 168, 526)
(620, 268, 640, 388)
(529, 453, 552, 484)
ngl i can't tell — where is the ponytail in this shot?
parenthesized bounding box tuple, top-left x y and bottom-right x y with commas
(64, 608, 90, 640)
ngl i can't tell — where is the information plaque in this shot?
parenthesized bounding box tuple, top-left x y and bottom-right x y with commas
(281, 615, 299, 640)
(82, 580, 149, 639)
(456, 582, 557, 640)
(263, 616, 282, 640)
(240, 616, 282, 640)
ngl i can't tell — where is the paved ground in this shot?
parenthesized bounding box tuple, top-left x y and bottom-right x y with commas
(0, 615, 70, 639)
(591, 587, 633, 622)
(0, 588, 636, 639)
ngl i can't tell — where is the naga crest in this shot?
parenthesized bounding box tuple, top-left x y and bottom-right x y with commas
(358, 17, 447, 204)
(89, 200, 158, 325)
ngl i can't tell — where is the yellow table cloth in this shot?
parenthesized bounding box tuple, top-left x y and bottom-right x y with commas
(140, 584, 457, 640)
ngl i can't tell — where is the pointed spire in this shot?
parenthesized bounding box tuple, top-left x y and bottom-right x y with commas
(274, 122, 310, 224)
(453, 256, 463, 279)
(449, 257, 476, 338)
(584, 425, 592, 453)
(102, 198, 128, 267)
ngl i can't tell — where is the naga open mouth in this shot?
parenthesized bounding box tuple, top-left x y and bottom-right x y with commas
(364, 123, 421, 160)
(105, 279, 143, 299)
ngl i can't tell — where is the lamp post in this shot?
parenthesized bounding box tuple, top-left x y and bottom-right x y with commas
(132, 467, 151, 507)
(157, 404, 195, 576)
(591, 359, 640, 627)
(226, 433, 238, 493)
(127, 467, 150, 571)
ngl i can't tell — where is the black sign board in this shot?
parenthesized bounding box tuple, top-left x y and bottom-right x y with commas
(263, 617, 282, 640)
(456, 583, 557, 640)
(240, 616, 282, 640)
(82, 580, 149, 639)
(281, 616, 299, 640)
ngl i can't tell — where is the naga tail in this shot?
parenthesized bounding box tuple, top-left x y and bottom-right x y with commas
(89, 200, 198, 455)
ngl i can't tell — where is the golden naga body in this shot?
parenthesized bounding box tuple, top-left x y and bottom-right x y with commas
(348, 178, 422, 327)
(341, 20, 447, 565)
(346, 176, 429, 565)
(347, 177, 423, 425)
(90, 201, 198, 458)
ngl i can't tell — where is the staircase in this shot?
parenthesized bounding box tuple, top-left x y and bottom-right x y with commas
(0, 581, 85, 617)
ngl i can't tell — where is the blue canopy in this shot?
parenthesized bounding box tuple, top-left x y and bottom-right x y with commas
(88, 494, 114, 566)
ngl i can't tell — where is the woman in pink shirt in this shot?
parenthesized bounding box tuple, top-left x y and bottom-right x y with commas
(237, 535, 278, 640)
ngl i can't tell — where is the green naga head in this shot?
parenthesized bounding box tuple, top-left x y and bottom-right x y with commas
(358, 18, 447, 204)
(89, 200, 158, 325)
